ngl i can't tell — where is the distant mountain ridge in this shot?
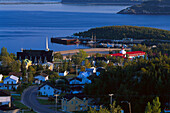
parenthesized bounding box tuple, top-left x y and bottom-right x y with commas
(118, 0, 170, 14)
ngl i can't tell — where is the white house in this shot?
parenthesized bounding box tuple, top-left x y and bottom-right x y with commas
(0, 90, 11, 107)
(69, 77, 91, 85)
(78, 72, 90, 79)
(34, 73, 49, 84)
(69, 77, 82, 85)
(0, 74, 3, 81)
(38, 82, 62, 97)
(42, 62, 54, 71)
(59, 71, 69, 76)
(3, 75, 19, 90)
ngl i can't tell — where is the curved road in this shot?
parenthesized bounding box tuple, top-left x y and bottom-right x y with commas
(21, 86, 60, 113)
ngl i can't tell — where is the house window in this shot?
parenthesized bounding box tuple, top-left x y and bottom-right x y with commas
(48, 87, 50, 89)
(71, 101, 73, 104)
(7, 81, 9, 84)
(76, 101, 78, 104)
(44, 87, 45, 89)
(75, 107, 78, 110)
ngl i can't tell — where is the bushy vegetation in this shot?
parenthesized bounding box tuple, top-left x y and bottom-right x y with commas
(83, 44, 170, 113)
(74, 26, 170, 40)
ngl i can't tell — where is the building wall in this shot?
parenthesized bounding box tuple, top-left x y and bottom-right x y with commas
(4, 85, 18, 90)
(0, 96, 11, 106)
(70, 80, 82, 84)
(4, 78, 18, 84)
(39, 85, 55, 96)
(62, 97, 88, 112)
(34, 76, 46, 82)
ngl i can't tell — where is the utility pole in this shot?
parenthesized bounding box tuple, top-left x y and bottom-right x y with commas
(54, 94, 59, 113)
(109, 94, 114, 113)
(76, 65, 78, 76)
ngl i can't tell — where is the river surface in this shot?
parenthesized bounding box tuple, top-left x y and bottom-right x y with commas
(0, 3, 170, 53)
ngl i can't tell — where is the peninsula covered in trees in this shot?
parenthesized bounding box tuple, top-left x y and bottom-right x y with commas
(74, 25, 170, 40)
(118, 0, 170, 15)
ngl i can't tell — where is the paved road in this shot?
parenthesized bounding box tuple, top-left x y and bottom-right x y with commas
(21, 86, 61, 113)
(55, 48, 131, 55)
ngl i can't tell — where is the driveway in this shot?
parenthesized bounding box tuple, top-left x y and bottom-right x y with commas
(21, 86, 61, 113)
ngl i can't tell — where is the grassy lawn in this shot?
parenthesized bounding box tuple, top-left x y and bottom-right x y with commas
(65, 74, 77, 79)
(37, 99, 56, 105)
(13, 101, 29, 110)
(12, 95, 21, 101)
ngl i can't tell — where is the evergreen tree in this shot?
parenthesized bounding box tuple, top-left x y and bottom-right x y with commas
(1, 47, 9, 57)
(145, 102, 152, 113)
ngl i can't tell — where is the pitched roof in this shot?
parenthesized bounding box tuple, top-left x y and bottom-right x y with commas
(38, 82, 55, 90)
(63, 93, 87, 101)
(40, 73, 49, 77)
(69, 77, 82, 82)
(8, 72, 22, 77)
(0, 90, 10, 96)
(4, 75, 19, 81)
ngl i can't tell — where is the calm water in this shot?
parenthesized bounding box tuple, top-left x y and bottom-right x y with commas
(0, 4, 170, 53)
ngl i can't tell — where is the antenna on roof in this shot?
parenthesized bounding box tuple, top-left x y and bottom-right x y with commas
(46, 37, 49, 51)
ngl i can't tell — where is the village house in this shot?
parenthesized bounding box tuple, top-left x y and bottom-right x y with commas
(42, 62, 54, 71)
(3, 75, 19, 90)
(59, 71, 69, 76)
(8, 72, 22, 80)
(34, 73, 49, 84)
(0, 74, 3, 81)
(0, 90, 11, 107)
(38, 82, 62, 97)
(61, 93, 88, 112)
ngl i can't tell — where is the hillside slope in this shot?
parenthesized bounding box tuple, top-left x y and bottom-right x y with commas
(74, 26, 170, 40)
(118, 0, 170, 15)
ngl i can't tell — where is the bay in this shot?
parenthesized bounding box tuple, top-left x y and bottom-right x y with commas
(0, 4, 170, 53)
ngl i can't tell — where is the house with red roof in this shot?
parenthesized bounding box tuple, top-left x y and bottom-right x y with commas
(110, 48, 146, 59)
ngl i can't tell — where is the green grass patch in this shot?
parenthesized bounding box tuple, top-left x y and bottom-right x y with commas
(12, 95, 21, 101)
(37, 99, 56, 105)
(13, 101, 29, 110)
(65, 74, 77, 79)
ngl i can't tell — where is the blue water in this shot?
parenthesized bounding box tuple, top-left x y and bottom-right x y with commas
(0, 4, 170, 53)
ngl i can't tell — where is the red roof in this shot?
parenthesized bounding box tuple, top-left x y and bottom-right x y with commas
(110, 51, 145, 58)
(127, 51, 146, 56)
(110, 53, 124, 57)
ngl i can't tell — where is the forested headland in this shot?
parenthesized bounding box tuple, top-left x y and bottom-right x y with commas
(74, 25, 170, 40)
(118, 0, 170, 15)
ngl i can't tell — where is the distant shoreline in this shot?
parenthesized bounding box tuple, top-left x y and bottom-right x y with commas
(0, 1, 139, 5)
(0, 2, 61, 5)
(61, 2, 140, 6)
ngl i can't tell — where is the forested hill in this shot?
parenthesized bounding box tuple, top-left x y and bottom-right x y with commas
(74, 26, 170, 40)
(61, 0, 145, 4)
(118, 0, 170, 14)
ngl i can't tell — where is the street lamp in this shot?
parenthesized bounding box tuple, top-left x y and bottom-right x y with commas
(54, 94, 59, 113)
(121, 101, 131, 113)
(109, 94, 114, 105)
(109, 94, 114, 113)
